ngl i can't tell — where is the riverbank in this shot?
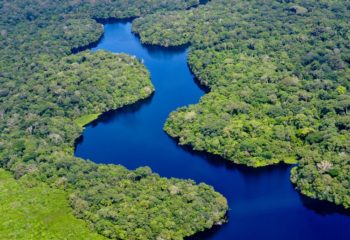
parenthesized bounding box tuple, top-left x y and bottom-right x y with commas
(76, 21, 350, 239)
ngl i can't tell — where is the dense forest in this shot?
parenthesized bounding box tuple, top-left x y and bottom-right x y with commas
(0, 0, 228, 239)
(0, 169, 106, 239)
(2, 0, 350, 238)
(133, 0, 350, 208)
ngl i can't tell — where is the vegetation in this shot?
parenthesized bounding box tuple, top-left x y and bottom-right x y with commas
(74, 114, 101, 128)
(0, 0, 227, 239)
(133, 0, 350, 208)
(0, 169, 106, 240)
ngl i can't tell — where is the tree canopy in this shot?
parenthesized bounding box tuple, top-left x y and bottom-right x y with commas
(133, 0, 350, 208)
(0, 0, 228, 239)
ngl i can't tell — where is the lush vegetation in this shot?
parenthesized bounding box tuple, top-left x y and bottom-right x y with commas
(0, 0, 228, 239)
(133, 0, 350, 208)
(0, 169, 106, 240)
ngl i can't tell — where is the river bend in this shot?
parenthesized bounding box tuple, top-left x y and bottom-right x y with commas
(75, 21, 350, 240)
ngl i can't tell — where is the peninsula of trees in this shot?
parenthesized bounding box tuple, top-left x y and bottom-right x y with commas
(0, 0, 227, 239)
(133, 0, 350, 209)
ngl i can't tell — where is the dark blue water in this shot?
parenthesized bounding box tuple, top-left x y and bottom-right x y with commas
(75, 22, 350, 239)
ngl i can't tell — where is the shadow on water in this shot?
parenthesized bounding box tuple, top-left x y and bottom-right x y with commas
(89, 94, 154, 127)
(187, 224, 223, 240)
(299, 195, 350, 217)
(94, 17, 137, 25)
(74, 95, 154, 148)
(141, 42, 189, 55)
(167, 134, 293, 174)
(188, 65, 211, 93)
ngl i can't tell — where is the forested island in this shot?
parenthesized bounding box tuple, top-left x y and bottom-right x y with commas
(0, 0, 227, 239)
(133, 0, 350, 209)
(1, 0, 349, 239)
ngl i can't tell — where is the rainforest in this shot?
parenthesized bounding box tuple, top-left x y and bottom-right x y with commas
(0, 0, 349, 239)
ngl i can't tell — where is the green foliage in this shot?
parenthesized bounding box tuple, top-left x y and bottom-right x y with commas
(291, 151, 350, 208)
(0, 0, 228, 239)
(74, 114, 100, 128)
(0, 169, 106, 240)
(165, 54, 300, 167)
(133, 0, 350, 208)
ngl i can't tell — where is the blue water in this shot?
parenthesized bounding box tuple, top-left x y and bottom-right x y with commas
(75, 22, 350, 239)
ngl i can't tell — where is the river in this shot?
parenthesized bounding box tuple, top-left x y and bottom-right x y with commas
(75, 21, 350, 239)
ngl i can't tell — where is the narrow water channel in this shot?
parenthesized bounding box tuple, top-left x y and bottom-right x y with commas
(75, 21, 350, 239)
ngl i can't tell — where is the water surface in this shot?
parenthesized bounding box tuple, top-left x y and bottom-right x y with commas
(75, 22, 350, 239)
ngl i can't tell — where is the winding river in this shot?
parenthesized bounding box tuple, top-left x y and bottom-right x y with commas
(75, 21, 350, 239)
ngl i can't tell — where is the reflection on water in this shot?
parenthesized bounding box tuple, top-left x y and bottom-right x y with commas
(75, 22, 350, 240)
